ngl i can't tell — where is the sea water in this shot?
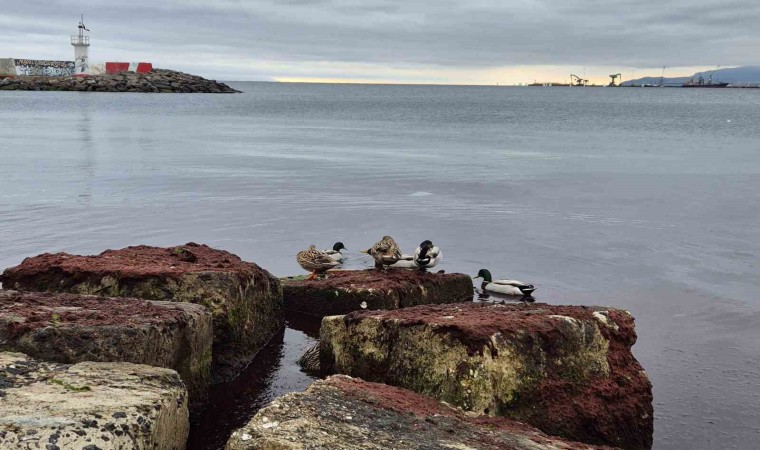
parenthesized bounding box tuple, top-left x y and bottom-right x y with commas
(1, 83, 759, 449)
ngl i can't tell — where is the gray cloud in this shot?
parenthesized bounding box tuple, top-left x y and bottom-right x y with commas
(0, 0, 757, 81)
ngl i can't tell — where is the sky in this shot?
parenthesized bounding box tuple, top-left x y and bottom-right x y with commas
(0, 0, 757, 85)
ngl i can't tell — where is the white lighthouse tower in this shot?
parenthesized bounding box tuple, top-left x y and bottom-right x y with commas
(71, 15, 90, 76)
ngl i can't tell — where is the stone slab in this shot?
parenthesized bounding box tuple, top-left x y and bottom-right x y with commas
(320, 303, 653, 450)
(281, 269, 473, 317)
(0, 243, 283, 382)
(0, 289, 212, 412)
(0, 352, 188, 449)
(225, 375, 615, 450)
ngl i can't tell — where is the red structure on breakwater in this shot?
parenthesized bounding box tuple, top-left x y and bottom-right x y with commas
(105, 62, 153, 74)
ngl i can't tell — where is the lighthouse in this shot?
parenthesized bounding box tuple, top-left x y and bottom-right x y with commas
(71, 15, 90, 75)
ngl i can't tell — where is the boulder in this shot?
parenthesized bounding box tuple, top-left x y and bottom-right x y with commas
(0, 289, 211, 411)
(0, 243, 283, 382)
(0, 352, 188, 449)
(225, 375, 614, 450)
(319, 303, 653, 450)
(281, 269, 473, 317)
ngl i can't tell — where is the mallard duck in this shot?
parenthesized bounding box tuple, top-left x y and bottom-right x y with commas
(473, 269, 535, 296)
(390, 254, 417, 269)
(414, 240, 441, 271)
(297, 245, 341, 280)
(323, 242, 347, 262)
(361, 236, 402, 270)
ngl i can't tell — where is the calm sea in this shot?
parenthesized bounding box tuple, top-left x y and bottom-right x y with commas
(1, 83, 759, 449)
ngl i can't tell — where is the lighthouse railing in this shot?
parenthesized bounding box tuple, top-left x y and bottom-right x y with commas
(71, 35, 90, 45)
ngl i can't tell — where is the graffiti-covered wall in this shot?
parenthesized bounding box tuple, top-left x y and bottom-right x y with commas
(13, 59, 75, 77)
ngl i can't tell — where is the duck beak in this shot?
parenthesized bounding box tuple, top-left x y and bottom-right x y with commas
(472, 275, 481, 279)
(359, 249, 369, 254)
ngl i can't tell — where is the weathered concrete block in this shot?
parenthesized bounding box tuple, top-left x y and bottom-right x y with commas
(226, 375, 613, 450)
(0, 352, 188, 449)
(0, 289, 211, 411)
(281, 269, 473, 317)
(320, 303, 652, 450)
(0, 243, 283, 382)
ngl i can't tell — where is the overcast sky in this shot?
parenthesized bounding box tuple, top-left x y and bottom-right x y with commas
(1, 0, 757, 84)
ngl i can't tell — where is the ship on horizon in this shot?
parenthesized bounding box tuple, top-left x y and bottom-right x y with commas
(682, 73, 729, 88)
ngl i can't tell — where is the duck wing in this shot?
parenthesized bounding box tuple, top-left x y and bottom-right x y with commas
(492, 279, 533, 288)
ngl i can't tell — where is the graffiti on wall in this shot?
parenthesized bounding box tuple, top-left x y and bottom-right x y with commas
(75, 56, 89, 75)
(14, 59, 75, 77)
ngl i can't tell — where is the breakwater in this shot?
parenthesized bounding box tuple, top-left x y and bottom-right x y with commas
(0, 69, 239, 93)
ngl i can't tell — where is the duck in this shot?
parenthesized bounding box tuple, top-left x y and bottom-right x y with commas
(361, 236, 402, 270)
(473, 269, 535, 296)
(297, 245, 342, 280)
(390, 254, 417, 269)
(323, 242, 347, 262)
(414, 240, 441, 271)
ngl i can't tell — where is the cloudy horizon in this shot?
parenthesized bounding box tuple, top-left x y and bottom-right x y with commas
(1, 0, 757, 84)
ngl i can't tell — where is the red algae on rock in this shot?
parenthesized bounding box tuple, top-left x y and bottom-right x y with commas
(0, 290, 212, 411)
(1, 242, 255, 281)
(0, 243, 283, 383)
(282, 269, 473, 317)
(226, 375, 617, 450)
(320, 302, 653, 450)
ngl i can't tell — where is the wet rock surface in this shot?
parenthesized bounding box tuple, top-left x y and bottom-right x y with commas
(281, 269, 473, 317)
(0, 242, 283, 382)
(320, 303, 653, 450)
(0, 352, 188, 449)
(0, 289, 212, 411)
(0, 69, 240, 93)
(225, 375, 614, 450)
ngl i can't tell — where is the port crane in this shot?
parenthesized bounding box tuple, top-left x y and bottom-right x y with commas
(570, 74, 588, 86)
(608, 73, 621, 86)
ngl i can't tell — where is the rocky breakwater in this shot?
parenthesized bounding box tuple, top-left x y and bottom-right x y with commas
(281, 269, 473, 317)
(319, 303, 653, 450)
(0, 289, 212, 411)
(0, 69, 240, 93)
(226, 375, 613, 450)
(0, 352, 188, 449)
(0, 243, 283, 382)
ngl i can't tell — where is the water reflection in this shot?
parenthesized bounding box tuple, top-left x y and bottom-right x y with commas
(475, 288, 536, 304)
(187, 324, 319, 450)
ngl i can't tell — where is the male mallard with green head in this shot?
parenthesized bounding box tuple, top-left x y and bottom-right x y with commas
(323, 242, 347, 262)
(297, 245, 342, 280)
(362, 235, 402, 270)
(473, 269, 536, 296)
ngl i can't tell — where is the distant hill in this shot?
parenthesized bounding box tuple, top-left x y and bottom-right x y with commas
(622, 66, 760, 86)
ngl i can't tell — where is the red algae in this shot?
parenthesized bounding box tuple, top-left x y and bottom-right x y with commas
(0, 290, 187, 339)
(284, 269, 464, 290)
(1, 242, 259, 281)
(324, 376, 612, 449)
(344, 302, 615, 356)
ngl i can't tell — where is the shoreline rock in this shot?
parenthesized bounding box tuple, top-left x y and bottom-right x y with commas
(281, 269, 474, 317)
(225, 375, 616, 450)
(0, 69, 240, 93)
(319, 302, 653, 449)
(0, 352, 189, 450)
(0, 242, 283, 383)
(0, 289, 212, 412)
